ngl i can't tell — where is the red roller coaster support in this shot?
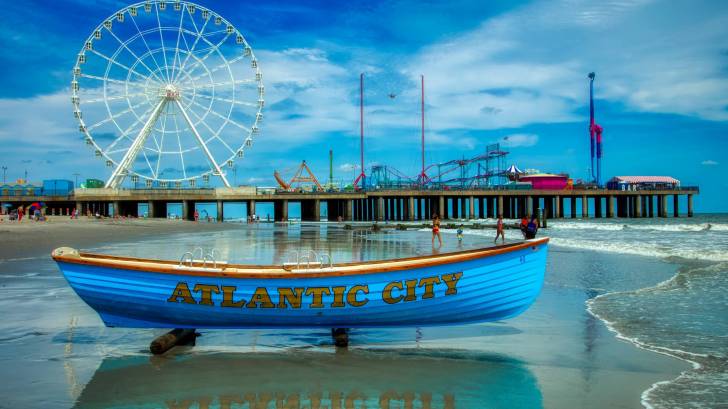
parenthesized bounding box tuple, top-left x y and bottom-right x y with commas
(353, 73, 366, 189)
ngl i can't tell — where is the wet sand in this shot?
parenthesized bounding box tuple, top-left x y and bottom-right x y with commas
(0, 223, 691, 408)
(0, 217, 240, 260)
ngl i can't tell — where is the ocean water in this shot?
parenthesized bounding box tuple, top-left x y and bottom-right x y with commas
(0, 216, 725, 408)
(463, 214, 728, 408)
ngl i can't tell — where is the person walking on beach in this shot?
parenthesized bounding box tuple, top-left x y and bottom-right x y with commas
(494, 215, 505, 244)
(432, 213, 442, 248)
(17, 206, 24, 222)
(457, 224, 464, 243)
(193, 209, 199, 222)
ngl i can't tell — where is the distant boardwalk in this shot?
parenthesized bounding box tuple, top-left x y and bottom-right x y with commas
(0, 186, 698, 222)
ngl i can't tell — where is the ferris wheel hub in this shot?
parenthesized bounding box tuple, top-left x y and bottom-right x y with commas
(163, 84, 180, 100)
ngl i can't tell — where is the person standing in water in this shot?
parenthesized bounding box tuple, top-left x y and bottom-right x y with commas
(494, 215, 505, 244)
(525, 215, 539, 239)
(520, 215, 529, 239)
(432, 213, 443, 248)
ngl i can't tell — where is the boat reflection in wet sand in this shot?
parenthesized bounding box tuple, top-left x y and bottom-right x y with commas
(52, 238, 548, 329)
(73, 349, 543, 409)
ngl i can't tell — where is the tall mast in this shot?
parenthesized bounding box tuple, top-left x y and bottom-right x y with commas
(420, 74, 427, 185)
(353, 73, 366, 188)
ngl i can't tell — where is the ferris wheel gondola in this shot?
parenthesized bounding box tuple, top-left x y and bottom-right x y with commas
(71, 0, 263, 188)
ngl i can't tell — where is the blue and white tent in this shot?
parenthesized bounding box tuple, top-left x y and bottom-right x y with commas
(506, 164, 523, 175)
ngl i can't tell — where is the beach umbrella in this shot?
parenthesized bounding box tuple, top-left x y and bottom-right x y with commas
(28, 202, 45, 211)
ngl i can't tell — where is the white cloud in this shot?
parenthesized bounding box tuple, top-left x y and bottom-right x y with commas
(338, 163, 359, 171)
(701, 160, 719, 166)
(404, 0, 728, 123)
(3, 0, 728, 184)
(0, 92, 76, 146)
(500, 133, 539, 148)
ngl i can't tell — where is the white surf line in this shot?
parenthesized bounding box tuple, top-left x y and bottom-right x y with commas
(452, 225, 710, 409)
(584, 267, 710, 409)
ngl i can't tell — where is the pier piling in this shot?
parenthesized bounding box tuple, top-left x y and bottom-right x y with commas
(673, 194, 679, 217)
(635, 195, 642, 218)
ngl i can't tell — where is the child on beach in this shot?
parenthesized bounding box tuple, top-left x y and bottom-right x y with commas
(457, 225, 464, 243)
(494, 216, 505, 244)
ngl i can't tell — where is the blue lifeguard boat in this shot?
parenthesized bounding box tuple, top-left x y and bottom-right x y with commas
(52, 238, 548, 329)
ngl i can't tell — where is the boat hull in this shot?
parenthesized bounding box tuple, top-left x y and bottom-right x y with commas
(55, 241, 548, 328)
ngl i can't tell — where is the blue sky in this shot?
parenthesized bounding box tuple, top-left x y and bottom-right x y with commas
(0, 0, 727, 211)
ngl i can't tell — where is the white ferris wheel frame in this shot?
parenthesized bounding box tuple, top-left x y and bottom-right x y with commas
(71, 0, 264, 188)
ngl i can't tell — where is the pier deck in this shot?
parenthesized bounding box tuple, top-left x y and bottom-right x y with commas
(1, 187, 698, 221)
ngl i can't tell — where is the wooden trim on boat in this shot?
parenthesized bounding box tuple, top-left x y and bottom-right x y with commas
(52, 237, 549, 279)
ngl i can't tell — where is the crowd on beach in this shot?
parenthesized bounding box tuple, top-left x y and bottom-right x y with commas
(430, 213, 540, 248)
(2, 205, 541, 250)
(0, 205, 53, 222)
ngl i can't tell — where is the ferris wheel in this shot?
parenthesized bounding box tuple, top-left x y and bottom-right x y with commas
(71, 0, 263, 188)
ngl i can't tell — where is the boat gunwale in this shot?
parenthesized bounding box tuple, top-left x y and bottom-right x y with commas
(52, 237, 549, 279)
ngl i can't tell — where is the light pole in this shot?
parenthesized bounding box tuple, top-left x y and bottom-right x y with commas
(233, 166, 238, 186)
(1, 166, 6, 184)
(72, 173, 81, 188)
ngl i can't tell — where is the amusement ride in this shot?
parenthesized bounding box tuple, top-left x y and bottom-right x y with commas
(71, 0, 264, 188)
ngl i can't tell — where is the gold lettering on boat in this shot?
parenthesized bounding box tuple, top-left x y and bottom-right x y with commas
(167, 282, 196, 304)
(165, 273, 464, 308)
(346, 285, 369, 307)
(330, 286, 347, 307)
(277, 287, 304, 309)
(305, 287, 331, 308)
(193, 284, 220, 306)
(403, 279, 418, 302)
(382, 281, 404, 304)
(418, 276, 441, 299)
(220, 286, 245, 308)
(247, 287, 275, 309)
(442, 272, 463, 295)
